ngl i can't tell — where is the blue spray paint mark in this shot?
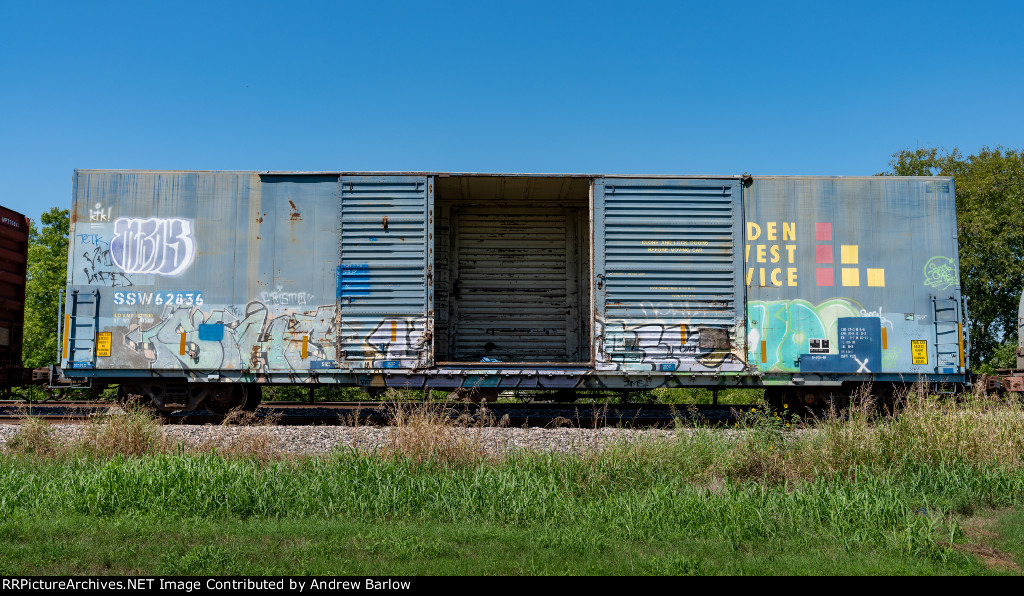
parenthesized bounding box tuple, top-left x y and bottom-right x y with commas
(198, 323, 224, 341)
(338, 264, 371, 298)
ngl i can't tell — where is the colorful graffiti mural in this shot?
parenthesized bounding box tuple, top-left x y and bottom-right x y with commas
(116, 299, 432, 375)
(747, 298, 862, 371)
(122, 301, 338, 373)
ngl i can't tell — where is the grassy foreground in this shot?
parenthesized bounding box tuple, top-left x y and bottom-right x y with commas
(1, 392, 1023, 575)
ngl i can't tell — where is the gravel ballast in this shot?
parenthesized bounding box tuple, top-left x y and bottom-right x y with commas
(0, 422, 712, 457)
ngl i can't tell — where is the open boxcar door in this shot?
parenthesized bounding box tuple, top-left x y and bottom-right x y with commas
(593, 177, 746, 373)
(338, 175, 434, 370)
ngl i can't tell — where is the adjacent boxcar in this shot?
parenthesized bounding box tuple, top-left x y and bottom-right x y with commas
(0, 206, 29, 389)
(61, 171, 966, 411)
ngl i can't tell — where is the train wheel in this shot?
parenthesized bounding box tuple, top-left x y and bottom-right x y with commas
(778, 387, 838, 419)
(203, 384, 260, 415)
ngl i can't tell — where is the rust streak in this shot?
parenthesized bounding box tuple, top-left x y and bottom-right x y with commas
(288, 200, 302, 220)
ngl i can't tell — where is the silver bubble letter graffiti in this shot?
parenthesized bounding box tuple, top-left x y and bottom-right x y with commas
(109, 218, 197, 276)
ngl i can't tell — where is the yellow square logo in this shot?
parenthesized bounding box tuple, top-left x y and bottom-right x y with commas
(840, 245, 859, 264)
(842, 268, 860, 286)
(867, 268, 885, 287)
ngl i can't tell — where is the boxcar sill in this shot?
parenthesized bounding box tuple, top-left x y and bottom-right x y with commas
(435, 362, 592, 368)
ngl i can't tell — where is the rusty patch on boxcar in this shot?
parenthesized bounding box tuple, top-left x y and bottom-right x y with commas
(382, 216, 389, 231)
(288, 200, 301, 221)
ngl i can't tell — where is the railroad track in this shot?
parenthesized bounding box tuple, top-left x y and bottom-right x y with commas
(0, 401, 757, 427)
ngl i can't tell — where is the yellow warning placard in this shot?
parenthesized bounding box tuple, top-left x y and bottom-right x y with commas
(95, 332, 112, 357)
(911, 340, 928, 365)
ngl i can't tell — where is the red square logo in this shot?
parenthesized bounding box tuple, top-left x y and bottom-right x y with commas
(816, 268, 834, 286)
(815, 244, 833, 264)
(815, 222, 832, 241)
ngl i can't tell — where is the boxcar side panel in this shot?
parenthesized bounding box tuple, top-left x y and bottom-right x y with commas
(743, 176, 962, 377)
(65, 171, 344, 379)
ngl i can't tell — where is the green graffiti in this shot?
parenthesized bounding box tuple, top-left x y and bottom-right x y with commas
(923, 256, 958, 291)
(882, 346, 902, 369)
(747, 298, 861, 371)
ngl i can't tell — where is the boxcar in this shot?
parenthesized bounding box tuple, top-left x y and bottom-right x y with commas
(0, 206, 28, 389)
(60, 171, 966, 412)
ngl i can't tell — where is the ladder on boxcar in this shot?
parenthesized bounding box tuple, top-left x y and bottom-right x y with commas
(931, 296, 961, 374)
(61, 289, 99, 368)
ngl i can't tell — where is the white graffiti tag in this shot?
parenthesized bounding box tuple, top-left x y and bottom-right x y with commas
(109, 217, 196, 276)
(90, 203, 112, 222)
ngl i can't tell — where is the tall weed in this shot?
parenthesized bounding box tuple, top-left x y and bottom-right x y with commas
(384, 401, 497, 468)
(78, 406, 167, 457)
(4, 416, 60, 457)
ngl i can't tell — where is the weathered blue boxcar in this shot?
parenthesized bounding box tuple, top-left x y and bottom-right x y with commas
(61, 171, 965, 411)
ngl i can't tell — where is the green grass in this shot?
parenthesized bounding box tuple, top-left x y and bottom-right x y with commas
(1, 390, 1023, 575)
(0, 512, 1008, 576)
(0, 449, 1022, 574)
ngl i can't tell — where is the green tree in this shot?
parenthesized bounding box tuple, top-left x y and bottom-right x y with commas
(23, 208, 69, 368)
(883, 147, 1024, 367)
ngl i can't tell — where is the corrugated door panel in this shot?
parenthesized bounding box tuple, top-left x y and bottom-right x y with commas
(594, 178, 745, 372)
(450, 207, 581, 362)
(339, 176, 432, 369)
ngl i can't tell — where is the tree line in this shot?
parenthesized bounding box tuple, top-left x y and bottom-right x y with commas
(21, 148, 1024, 370)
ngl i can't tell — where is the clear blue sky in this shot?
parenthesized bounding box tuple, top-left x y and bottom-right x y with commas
(2, 0, 1021, 226)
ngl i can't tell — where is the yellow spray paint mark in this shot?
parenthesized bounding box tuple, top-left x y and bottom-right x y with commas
(882, 327, 888, 350)
(62, 314, 70, 359)
(958, 324, 965, 367)
(302, 335, 308, 359)
(391, 320, 397, 343)
(179, 332, 187, 355)
(760, 340, 767, 364)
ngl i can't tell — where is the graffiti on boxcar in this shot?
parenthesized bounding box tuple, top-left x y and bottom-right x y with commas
(353, 317, 429, 368)
(923, 256, 958, 291)
(259, 286, 314, 306)
(89, 203, 112, 222)
(110, 217, 196, 276)
(116, 298, 430, 373)
(594, 318, 746, 372)
(882, 346, 902, 368)
(123, 301, 338, 372)
(857, 305, 893, 329)
(81, 244, 133, 287)
(747, 298, 863, 371)
(77, 233, 107, 246)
